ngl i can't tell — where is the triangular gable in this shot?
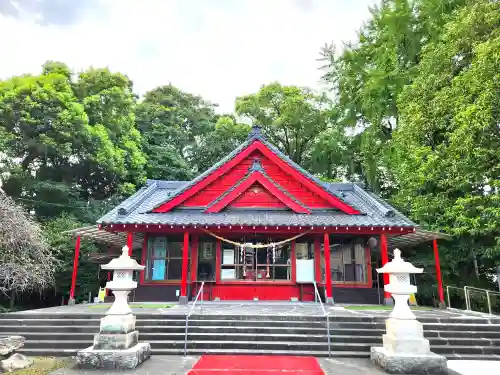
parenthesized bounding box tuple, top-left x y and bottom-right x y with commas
(229, 183, 289, 209)
(206, 165, 311, 214)
(152, 131, 360, 214)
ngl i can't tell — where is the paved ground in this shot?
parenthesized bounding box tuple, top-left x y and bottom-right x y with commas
(48, 356, 500, 375)
(16, 301, 496, 319)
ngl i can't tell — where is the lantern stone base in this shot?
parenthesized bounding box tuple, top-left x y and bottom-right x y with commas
(76, 342, 151, 370)
(371, 318, 447, 374)
(371, 347, 447, 374)
(99, 314, 136, 334)
(93, 330, 139, 350)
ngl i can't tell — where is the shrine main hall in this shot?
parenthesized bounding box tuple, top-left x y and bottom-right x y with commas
(67, 126, 449, 305)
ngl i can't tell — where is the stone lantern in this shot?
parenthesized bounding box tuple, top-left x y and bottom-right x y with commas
(371, 249, 447, 374)
(76, 245, 151, 370)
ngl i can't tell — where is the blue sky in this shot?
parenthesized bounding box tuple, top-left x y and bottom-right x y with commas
(0, 0, 376, 113)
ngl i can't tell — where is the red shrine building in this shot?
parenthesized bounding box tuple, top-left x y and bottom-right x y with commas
(68, 126, 449, 305)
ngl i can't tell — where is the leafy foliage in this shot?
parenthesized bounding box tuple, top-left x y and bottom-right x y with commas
(236, 82, 332, 167)
(392, 1, 500, 276)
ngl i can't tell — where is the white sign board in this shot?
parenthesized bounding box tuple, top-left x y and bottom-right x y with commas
(221, 268, 236, 280)
(296, 259, 315, 283)
(223, 249, 234, 265)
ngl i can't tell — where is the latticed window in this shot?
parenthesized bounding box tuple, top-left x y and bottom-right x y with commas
(146, 236, 190, 281)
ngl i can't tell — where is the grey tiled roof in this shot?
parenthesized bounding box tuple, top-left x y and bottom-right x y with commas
(98, 180, 416, 228)
(97, 130, 415, 228)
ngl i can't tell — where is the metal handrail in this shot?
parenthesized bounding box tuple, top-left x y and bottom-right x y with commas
(464, 286, 500, 315)
(446, 286, 466, 309)
(313, 281, 331, 357)
(183, 281, 205, 356)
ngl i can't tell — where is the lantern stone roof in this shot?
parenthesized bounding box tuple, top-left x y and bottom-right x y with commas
(377, 249, 424, 274)
(101, 246, 145, 271)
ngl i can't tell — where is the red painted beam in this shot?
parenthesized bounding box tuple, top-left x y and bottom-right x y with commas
(433, 239, 445, 304)
(127, 232, 133, 256)
(206, 171, 310, 214)
(69, 236, 81, 300)
(103, 224, 416, 236)
(323, 232, 333, 300)
(380, 233, 390, 300)
(181, 232, 189, 298)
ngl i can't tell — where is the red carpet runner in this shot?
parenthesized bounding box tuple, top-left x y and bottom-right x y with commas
(188, 355, 325, 374)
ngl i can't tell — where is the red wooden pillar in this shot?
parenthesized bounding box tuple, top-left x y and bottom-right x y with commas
(323, 232, 333, 303)
(380, 233, 391, 304)
(291, 240, 297, 283)
(314, 238, 321, 284)
(69, 236, 81, 304)
(140, 234, 148, 284)
(433, 239, 445, 306)
(127, 232, 133, 256)
(180, 232, 189, 304)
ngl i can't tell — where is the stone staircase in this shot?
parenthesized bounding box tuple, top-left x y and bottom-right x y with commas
(1, 313, 500, 360)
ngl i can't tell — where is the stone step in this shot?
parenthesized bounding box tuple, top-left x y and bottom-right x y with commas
(0, 331, 373, 343)
(432, 345, 500, 356)
(20, 339, 369, 351)
(3, 312, 499, 325)
(17, 346, 500, 360)
(17, 347, 369, 358)
(8, 331, 500, 347)
(2, 324, 500, 339)
(3, 317, 500, 332)
(19, 339, 500, 355)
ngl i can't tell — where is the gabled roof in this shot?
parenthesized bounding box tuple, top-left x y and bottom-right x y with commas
(151, 127, 360, 214)
(97, 180, 416, 228)
(97, 126, 416, 229)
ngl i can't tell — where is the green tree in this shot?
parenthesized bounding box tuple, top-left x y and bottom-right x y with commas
(392, 0, 500, 284)
(235, 82, 331, 166)
(135, 84, 218, 180)
(320, 0, 468, 193)
(0, 62, 146, 219)
(193, 116, 251, 172)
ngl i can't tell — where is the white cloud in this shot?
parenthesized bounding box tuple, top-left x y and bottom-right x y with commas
(0, 0, 375, 113)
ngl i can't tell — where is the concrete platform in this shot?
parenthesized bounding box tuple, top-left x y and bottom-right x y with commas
(12, 301, 497, 319)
